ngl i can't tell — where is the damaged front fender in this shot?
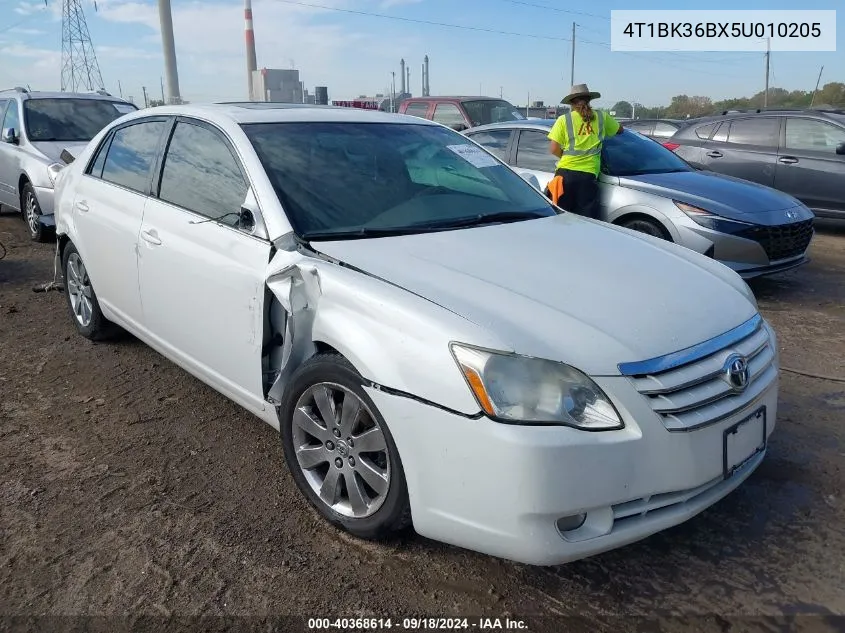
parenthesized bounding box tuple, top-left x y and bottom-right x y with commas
(263, 249, 505, 417)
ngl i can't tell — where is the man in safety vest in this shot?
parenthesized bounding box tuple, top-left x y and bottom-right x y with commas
(546, 83, 622, 219)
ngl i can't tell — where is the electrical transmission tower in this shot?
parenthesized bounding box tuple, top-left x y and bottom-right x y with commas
(61, 0, 105, 92)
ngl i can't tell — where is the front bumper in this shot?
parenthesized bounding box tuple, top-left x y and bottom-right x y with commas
(33, 185, 56, 228)
(671, 214, 812, 278)
(367, 374, 778, 566)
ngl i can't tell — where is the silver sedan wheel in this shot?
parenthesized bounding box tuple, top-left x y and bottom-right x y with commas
(25, 190, 39, 236)
(292, 383, 390, 518)
(66, 253, 94, 327)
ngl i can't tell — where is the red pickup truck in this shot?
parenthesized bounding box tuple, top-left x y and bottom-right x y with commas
(397, 96, 526, 131)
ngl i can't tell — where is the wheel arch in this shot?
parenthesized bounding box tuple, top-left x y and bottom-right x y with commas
(611, 207, 676, 241)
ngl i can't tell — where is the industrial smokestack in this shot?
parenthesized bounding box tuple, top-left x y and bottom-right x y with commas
(157, 0, 181, 104)
(421, 62, 425, 95)
(424, 55, 429, 96)
(400, 58, 406, 94)
(244, 0, 257, 100)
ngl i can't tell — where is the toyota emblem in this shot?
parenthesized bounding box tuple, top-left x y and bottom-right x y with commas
(724, 354, 750, 391)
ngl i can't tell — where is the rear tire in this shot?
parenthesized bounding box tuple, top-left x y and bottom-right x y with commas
(280, 353, 412, 540)
(620, 216, 671, 241)
(61, 242, 118, 341)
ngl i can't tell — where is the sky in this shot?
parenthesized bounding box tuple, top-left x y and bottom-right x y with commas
(0, 0, 842, 108)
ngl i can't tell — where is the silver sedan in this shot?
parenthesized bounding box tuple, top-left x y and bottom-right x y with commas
(465, 120, 815, 279)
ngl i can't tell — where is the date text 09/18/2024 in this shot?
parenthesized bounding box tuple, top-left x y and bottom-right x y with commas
(307, 618, 529, 630)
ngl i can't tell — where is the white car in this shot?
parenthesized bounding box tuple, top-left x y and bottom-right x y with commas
(53, 103, 779, 566)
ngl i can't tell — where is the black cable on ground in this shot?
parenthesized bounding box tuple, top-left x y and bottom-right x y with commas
(781, 367, 845, 383)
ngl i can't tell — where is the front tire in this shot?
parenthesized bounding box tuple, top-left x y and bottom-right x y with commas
(620, 216, 671, 241)
(21, 183, 49, 243)
(280, 353, 411, 540)
(61, 242, 117, 341)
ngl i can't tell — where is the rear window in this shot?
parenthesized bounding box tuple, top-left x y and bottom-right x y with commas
(602, 129, 693, 177)
(24, 98, 137, 142)
(725, 117, 779, 146)
(695, 122, 718, 139)
(403, 102, 429, 118)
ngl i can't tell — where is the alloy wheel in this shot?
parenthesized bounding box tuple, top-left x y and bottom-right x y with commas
(25, 191, 39, 237)
(66, 253, 94, 327)
(292, 383, 390, 518)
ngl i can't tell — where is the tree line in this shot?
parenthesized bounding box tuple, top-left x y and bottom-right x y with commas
(610, 81, 845, 120)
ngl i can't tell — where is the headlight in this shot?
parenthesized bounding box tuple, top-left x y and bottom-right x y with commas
(450, 344, 623, 430)
(674, 200, 751, 234)
(46, 162, 64, 187)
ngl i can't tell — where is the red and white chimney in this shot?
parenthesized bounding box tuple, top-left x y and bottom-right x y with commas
(244, 0, 258, 100)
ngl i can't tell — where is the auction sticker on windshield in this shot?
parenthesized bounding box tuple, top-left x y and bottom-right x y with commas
(448, 144, 499, 168)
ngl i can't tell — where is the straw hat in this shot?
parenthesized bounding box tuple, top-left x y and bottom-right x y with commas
(561, 83, 601, 105)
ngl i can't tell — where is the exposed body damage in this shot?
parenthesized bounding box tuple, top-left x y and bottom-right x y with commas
(260, 242, 505, 428)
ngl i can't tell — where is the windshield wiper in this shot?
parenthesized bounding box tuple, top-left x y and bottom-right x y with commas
(410, 210, 550, 230)
(301, 226, 445, 241)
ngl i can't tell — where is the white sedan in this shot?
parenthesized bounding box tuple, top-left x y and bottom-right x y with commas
(53, 103, 779, 566)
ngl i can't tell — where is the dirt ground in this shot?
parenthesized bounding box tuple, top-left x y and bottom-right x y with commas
(1, 212, 844, 633)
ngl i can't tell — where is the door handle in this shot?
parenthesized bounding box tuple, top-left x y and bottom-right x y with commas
(778, 156, 798, 164)
(140, 229, 162, 246)
(75, 200, 89, 212)
(706, 151, 723, 158)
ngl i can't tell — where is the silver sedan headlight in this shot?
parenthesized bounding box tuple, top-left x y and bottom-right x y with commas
(450, 344, 623, 430)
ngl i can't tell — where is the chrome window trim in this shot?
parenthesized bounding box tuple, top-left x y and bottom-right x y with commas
(617, 313, 763, 377)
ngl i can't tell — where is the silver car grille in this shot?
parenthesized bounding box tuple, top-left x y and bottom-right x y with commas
(618, 314, 777, 431)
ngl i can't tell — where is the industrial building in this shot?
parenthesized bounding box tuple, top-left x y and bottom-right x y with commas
(251, 68, 303, 103)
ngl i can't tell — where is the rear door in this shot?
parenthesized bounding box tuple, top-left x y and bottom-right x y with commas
(775, 117, 845, 216)
(700, 116, 780, 187)
(513, 129, 557, 190)
(72, 117, 170, 327)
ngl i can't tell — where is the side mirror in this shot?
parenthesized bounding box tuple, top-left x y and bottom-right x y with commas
(836, 142, 845, 156)
(238, 207, 255, 233)
(450, 123, 468, 132)
(2, 127, 19, 145)
(518, 171, 541, 191)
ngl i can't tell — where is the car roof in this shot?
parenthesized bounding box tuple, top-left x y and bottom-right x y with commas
(0, 89, 130, 103)
(116, 102, 440, 126)
(402, 96, 504, 102)
(465, 120, 555, 133)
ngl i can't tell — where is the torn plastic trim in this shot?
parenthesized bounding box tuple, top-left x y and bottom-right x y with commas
(363, 380, 485, 420)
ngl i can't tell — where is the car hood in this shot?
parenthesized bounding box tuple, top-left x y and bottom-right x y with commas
(619, 170, 808, 221)
(30, 141, 90, 163)
(312, 214, 757, 376)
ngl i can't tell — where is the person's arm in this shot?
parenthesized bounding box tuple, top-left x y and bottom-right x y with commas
(548, 116, 567, 157)
(604, 111, 622, 136)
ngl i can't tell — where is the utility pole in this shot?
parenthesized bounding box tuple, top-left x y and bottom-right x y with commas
(764, 37, 770, 107)
(160, 76, 165, 103)
(810, 65, 824, 107)
(142, 85, 148, 108)
(570, 22, 576, 87)
(391, 71, 395, 112)
(500, 86, 503, 98)
(157, 0, 181, 104)
(118, 79, 123, 98)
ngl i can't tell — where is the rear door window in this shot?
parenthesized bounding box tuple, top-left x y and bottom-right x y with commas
(695, 122, 718, 139)
(432, 103, 466, 128)
(99, 120, 168, 193)
(725, 118, 780, 147)
(711, 122, 729, 142)
(403, 102, 430, 118)
(466, 129, 512, 160)
(515, 130, 556, 171)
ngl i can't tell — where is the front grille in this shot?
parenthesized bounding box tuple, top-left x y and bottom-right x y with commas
(620, 316, 778, 431)
(737, 219, 814, 262)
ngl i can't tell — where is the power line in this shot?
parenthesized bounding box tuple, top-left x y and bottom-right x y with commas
(0, 7, 48, 35)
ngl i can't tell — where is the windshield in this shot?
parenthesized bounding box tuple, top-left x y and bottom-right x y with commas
(243, 122, 556, 240)
(462, 100, 525, 127)
(23, 98, 137, 142)
(601, 129, 693, 177)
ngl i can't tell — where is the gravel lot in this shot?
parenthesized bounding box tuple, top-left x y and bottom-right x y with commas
(1, 213, 844, 632)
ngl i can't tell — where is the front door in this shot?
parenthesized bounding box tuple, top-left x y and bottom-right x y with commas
(512, 129, 557, 191)
(72, 118, 170, 327)
(136, 118, 272, 412)
(775, 117, 845, 216)
(0, 99, 22, 207)
(701, 116, 780, 187)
